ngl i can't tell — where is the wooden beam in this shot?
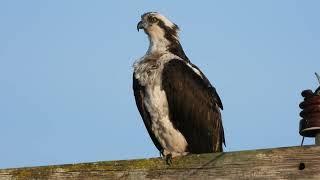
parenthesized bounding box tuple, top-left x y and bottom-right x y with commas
(0, 145, 320, 179)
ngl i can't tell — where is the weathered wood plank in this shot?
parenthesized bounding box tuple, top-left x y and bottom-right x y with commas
(0, 145, 319, 180)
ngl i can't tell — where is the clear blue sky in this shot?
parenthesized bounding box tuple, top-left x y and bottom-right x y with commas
(0, 1, 319, 169)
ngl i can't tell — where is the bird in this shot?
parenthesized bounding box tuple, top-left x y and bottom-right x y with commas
(133, 12, 225, 162)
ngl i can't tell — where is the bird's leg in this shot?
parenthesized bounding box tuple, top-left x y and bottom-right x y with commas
(162, 150, 189, 165)
(165, 154, 173, 165)
(162, 150, 173, 165)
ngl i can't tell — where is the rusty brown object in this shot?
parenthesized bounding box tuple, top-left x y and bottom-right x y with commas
(299, 89, 320, 137)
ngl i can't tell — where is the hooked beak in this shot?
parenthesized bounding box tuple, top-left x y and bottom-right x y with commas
(137, 21, 144, 32)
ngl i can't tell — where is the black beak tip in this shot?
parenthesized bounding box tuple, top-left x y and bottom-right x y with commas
(137, 21, 143, 32)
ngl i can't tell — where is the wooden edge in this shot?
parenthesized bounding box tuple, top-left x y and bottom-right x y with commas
(0, 145, 319, 179)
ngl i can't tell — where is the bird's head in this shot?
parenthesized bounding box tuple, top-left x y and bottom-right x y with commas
(137, 12, 180, 46)
(137, 12, 189, 61)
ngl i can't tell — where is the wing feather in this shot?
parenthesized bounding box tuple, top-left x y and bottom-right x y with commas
(161, 60, 225, 153)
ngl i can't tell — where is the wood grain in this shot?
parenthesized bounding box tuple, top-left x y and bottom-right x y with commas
(0, 145, 319, 180)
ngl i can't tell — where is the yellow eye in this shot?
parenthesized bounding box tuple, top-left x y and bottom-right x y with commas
(149, 16, 158, 23)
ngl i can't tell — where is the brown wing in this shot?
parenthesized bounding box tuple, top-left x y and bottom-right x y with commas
(161, 60, 225, 153)
(133, 73, 163, 154)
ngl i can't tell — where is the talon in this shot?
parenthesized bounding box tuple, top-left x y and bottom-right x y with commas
(165, 154, 173, 165)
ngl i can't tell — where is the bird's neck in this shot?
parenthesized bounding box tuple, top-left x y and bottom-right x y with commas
(146, 35, 189, 62)
(147, 34, 170, 54)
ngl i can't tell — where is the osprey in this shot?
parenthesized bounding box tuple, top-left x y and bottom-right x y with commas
(133, 12, 225, 160)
